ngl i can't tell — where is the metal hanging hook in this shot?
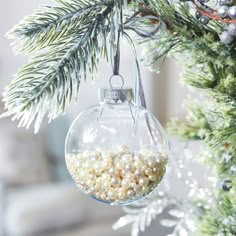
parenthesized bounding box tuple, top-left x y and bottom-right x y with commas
(109, 74, 124, 89)
(109, 29, 125, 89)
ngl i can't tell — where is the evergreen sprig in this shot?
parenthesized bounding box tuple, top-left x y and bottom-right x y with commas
(168, 99, 211, 140)
(7, 0, 105, 53)
(134, 1, 236, 235)
(2, 0, 236, 235)
(2, 0, 124, 132)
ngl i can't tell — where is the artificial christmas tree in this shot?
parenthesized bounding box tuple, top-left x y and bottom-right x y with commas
(2, 0, 236, 235)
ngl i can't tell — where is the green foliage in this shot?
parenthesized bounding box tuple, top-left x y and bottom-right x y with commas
(198, 186, 236, 235)
(2, 0, 236, 235)
(136, 1, 236, 235)
(7, 0, 106, 53)
(168, 99, 210, 140)
(2, 0, 125, 132)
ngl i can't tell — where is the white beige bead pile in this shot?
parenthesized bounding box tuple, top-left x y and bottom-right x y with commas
(66, 145, 167, 205)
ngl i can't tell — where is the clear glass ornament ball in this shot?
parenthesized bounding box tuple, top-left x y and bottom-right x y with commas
(65, 88, 169, 206)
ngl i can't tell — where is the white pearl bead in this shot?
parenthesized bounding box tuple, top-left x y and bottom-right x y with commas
(134, 160, 143, 168)
(107, 189, 116, 200)
(141, 165, 147, 173)
(96, 177, 103, 186)
(145, 168, 152, 176)
(94, 185, 99, 191)
(101, 173, 110, 180)
(139, 177, 149, 187)
(75, 161, 83, 168)
(132, 184, 142, 194)
(111, 177, 120, 187)
(121, 178, 131, 189)
(122, 154, 133, 162)
(148, 174, 157, 182)
(109, 152, 116, 158)
(121, 169, 127, 177)
(133, 155, 141, 161)
(124, 164, 132, 171)
(89, 156, 97, 162)
(79, 180, 85, 186)
(125, 173, 136, 181)
(87, 187, 96, 195)
(139, 149, 148, 156)
(102, 160, 112, 169)
(94, 163, 102, 172)
(100, 193, 106, 200)
(115, 160, 123, 169)
(118, 189, 126, 200)
(101, 182, 111, 191)
(127, 190, 135, 198)
(149, 182, 156, 191)
(79, 170, 86, 178)
(134, 169, 142, 177)
(142, 186, 150, 194)
(84, 161, 91, 168)
(152, 168, 158, 173)
(147, 160, 156, 168)
(88, 174, 96, 180)
(96, 148, 103, 153)
(108, 168, 115, 175)
(87, 180, 94, 187)
(120, 145, 129, 153)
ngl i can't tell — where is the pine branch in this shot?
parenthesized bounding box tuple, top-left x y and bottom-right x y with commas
(206, 126, 236, 150)
(182, 63, 219, 90)
(168, 99, 211, 140)
(7, 0, 106, 53)
(2, 0, 122, 132)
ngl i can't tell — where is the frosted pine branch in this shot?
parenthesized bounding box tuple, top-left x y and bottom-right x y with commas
(7, 0, 105, 53)
(2, 0, 125, 132)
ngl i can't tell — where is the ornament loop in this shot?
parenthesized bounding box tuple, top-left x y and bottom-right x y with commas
(109, 74, 124, 89)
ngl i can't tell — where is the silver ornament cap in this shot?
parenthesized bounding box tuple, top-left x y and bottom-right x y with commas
(98, 88, 134, 104)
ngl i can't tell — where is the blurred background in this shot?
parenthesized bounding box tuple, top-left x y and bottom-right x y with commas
(0, 1, 190, 236)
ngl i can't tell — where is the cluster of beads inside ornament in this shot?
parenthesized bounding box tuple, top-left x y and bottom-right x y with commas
(66, 145, 167, 205)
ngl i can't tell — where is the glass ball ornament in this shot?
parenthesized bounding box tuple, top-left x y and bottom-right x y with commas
(228, 6, 236, 19)
(218, 6, 229, 18)
(65, 87, 169, 206)
(199, 16, 210, 25)
(195, 11, 202, 19)
(221, 179, 232, 191)
(220, 30, 234, 44)
(228, 23, 236, 36)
